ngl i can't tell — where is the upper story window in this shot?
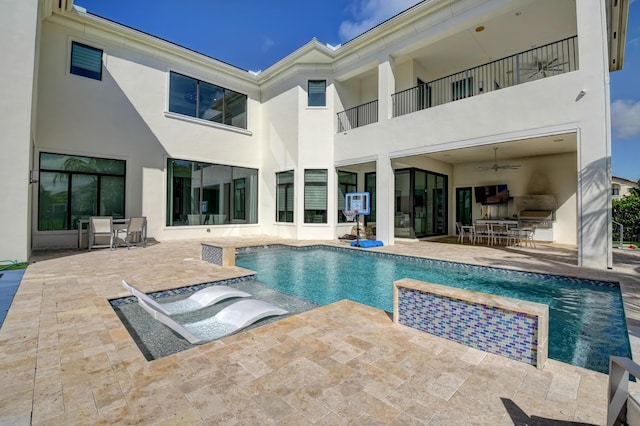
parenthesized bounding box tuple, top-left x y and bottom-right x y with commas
(169, 71, 247, 129)
(70, 41, 103, 80)
(612, 187, 620, 196)
(308, 80, 326, 107)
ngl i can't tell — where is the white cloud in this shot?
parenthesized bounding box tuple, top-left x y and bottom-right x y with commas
(611, 99, 640, 138)
(339, 0, 422, 41)
(262, 37, 276, 53)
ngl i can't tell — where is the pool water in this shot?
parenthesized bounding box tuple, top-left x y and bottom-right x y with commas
(236, 245, 631, 374)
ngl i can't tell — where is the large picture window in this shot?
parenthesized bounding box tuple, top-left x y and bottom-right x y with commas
(166, 159, 257, 226)
(168, 71, 248, 129)
(38, 152, 125, 230)
(304, 169, 327, 223)
(276, 171, 294, 223)
(337, 171, 357, 223)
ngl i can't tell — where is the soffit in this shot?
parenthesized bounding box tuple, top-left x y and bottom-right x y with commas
(398, 0, 578, 78)
(422, 134, 577, 165)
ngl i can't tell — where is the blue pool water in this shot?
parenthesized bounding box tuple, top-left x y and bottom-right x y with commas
(236, 245, 631, 373)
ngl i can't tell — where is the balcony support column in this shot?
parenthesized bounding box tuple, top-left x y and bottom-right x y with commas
(375, 154, 394, 246)
(378, 57, 396, 121)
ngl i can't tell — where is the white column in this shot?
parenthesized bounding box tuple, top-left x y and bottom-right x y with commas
(378, 57, 396, 122)
(375, 154, 395, 246)
(575, 0, 613, 268)
(0, 0, 39, 262)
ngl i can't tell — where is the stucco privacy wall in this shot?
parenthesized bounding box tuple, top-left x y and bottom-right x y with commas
(33, 18, 264, 248)
(0, 0, 40, 262)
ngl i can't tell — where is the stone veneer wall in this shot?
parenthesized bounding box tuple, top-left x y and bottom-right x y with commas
(394, 278, 548, 369)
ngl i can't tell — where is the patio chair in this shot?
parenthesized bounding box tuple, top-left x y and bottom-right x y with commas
(122, 280, 251, 315)
(115, 217, 147, 249)
(474, 222, 492, 245)
(491, 223, 509, 245)
(88, 216, 114, 251)
(607, 356, 640, 426)
(138, 297, 288, 344)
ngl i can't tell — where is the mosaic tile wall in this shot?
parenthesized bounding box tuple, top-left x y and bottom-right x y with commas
(202, 244, 224, 266)
(397, 286, 541, 367)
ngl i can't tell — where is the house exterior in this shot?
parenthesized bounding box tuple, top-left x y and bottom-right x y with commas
(612, 176, 638, 199)
(0, 0, 629, 269)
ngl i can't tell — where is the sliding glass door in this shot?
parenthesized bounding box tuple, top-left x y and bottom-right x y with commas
(394, 168, 448, 238)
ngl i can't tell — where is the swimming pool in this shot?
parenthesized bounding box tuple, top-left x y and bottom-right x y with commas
(235, 245, 631, 374)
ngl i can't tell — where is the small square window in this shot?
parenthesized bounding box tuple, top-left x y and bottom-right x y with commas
(71, 41, 103, 80)
(308, 80, 326, 107)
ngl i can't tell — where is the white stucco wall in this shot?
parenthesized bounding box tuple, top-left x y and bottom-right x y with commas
(33, 19, 263, 248)
(0, 0, 39, 261)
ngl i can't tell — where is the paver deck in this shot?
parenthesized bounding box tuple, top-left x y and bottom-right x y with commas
(1, 237, 639, 425)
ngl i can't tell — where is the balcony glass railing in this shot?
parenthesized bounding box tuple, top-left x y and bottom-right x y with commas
(392, 36, 578, 117)
(337, 99, 378, 132)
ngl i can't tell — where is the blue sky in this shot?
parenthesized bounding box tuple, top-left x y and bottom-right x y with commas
(76, 0, 639, 182)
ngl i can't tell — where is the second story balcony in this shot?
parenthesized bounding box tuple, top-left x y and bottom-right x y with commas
(392, 36, 578, 118)
(337, 100, 378, 132)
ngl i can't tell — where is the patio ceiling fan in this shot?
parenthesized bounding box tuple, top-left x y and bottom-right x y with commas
(474, 147, 521, 172)
(520, 56, 568, 80)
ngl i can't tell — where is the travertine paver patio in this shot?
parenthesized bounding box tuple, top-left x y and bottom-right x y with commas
(1, 237, 639, 425)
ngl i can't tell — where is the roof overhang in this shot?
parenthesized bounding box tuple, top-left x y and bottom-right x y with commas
(607, 0, 630, 71)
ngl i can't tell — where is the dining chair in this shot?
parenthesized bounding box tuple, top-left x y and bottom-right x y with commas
(115, 217, 147, 249)
(491, 223, 509, 246)
(88, 216, 114, 251)
(461, 224, 476, 244)
(455, 222, 464, 243)
(474, 222, 491, 245)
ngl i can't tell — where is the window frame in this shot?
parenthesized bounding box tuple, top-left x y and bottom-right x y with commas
(276, 171, 295, 223)
(70, 41, 103, 81)
(304, 169, 328, 224)
(166, 158, 258, 226)
(307, 80, 327, 107)
(37, 152, 126, 231)
(337, 171, 357, 223)
(168, 71, 248, 130)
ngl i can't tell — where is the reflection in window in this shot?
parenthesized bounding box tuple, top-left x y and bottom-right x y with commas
(304, 169, 327, 223)
(337, 171, 357, 223)
(276, 171, 294, 223)
(166, 159, 257, 226)
(38, 152, 125, 230)
(168, 72, 247, 129)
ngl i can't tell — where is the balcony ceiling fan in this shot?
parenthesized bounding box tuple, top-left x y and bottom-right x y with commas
(474, 147, 521, 172)
(520, 56, 568, 80)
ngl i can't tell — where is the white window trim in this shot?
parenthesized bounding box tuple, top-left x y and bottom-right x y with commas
(163, 111, 252, 135)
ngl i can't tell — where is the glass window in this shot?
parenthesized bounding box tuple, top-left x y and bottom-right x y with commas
(38, 152, 125, 230)
(166, 159, 257, 226)
(612, 187, 620, 196)
(276, 171, 294, 223)
(308, 80, 326, 107)
(168, 72, 248, 129)
(70, 41, 103, 80)
(337, 171, 357, 223)
(304, 169, 327, 223)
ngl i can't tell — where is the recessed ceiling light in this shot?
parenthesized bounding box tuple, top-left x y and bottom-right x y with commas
(475, 26, 485, 32)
